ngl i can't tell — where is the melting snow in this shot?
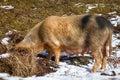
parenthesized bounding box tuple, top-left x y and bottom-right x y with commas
(0, 6, 14, 9)
(74, 3, 83, 8)
(1, 62, 120, 80)
(0, 53, 11, 58)
(112, 34, 120, 47)
(86, 4, 105, 13)
(108, 11, 117, 15)
(5, 30, 13, 35)
(1, 37, 10, 45)
(110, 15, 120, 26)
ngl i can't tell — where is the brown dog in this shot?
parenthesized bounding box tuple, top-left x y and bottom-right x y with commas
(16, 14, 113, 72)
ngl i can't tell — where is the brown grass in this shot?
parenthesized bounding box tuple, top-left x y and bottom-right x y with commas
(0, 31, 55, 77)
(0, 49, 37, 77)
(0, 0, 119, 39)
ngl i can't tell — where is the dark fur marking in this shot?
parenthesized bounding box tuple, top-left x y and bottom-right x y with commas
(81, 15, 91, 29)
(95, 16, 113, 29)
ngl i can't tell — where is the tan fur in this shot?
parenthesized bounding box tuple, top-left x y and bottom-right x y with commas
(16, 14, 113, 72)
(16, 21, 44, 55)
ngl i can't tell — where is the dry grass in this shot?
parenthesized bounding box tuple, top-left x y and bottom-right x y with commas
(0, 31, 55, 77)
(0, 51, 55, 77)
(0, 0, 119, 39)
(0, 48, 55, 77)
(0, 49, 37, 77)
(0, 31, 36, 77)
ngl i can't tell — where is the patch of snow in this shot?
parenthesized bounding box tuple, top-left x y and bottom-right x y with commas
(87, 4, 97, 10)
(1, 37, 10, 45)
(110, 15, 120, 26)
(33, 7, 37, 10)
(3, 76, 21, 80)
(116, 50, 120, 57)
(112, 34, 120, 48)
(5, 30, 18, 35)
(62, 14, 68, 16)
(98, 14, 102, 16)
(1, 62, 120, 80)
(5, 31, 13, 35)
(61, 52, 70, 56)
(0, 53, 11, 58)
(86, 4, 97, 13)
(23, 62, 92, 80)
(86, 4, 105, 13)
(74, 3, 83, 8)
(0, 73, 9, 77)
(0, 6, 14, 9)
(108, 11, 117, 15)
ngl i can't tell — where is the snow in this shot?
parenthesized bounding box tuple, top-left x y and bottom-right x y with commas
(5, 30, 13, 35)
(74, 3, 105, 13)
(74, 3, 83, 8)
(0, 6, 14, 9)
(85, 4, 105, 13)
(1, 37, 10, 45)
(0, 73, 9, 77)
(0, 53, 11, 58)
(110, 15, 120, 26)
(1, 30, 18, 45)
(112, 34, 120, 47)
(116, 50, 120, 57)
(5, 30, 18, 35)
(86, 4, 98, 13)
(108, 11, 117, 15)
